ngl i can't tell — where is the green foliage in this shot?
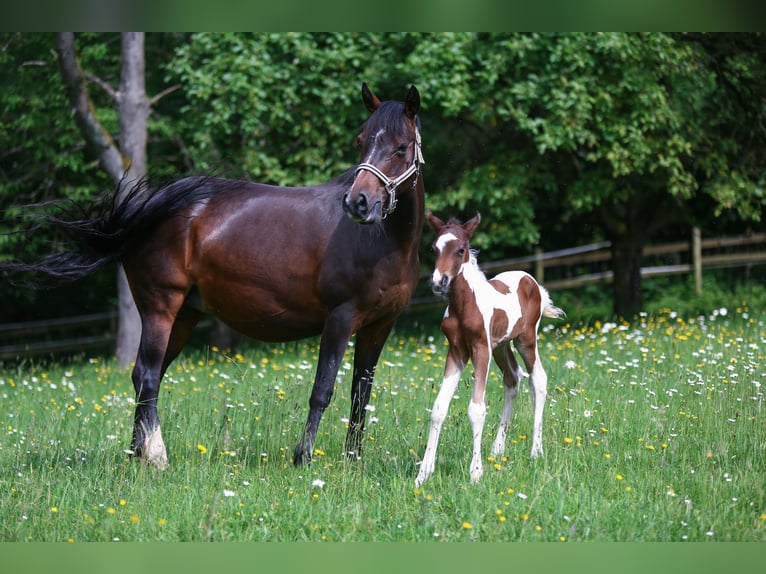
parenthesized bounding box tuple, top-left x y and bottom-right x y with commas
(164, 33, 405, 184)
(2, 33, 766, 321)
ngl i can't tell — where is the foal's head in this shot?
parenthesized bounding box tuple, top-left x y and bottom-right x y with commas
(343, 83, 423, 224)
(427, 211, 481, 296)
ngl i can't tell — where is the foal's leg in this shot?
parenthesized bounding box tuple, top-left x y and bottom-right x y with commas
(516, 333, 548, 458)
(467, 342, 492, 483)
(345, 318, 395, 460)
(490, 343, 524, 457)
(415, 348, 466, 487)
(293, 306, 355, 466)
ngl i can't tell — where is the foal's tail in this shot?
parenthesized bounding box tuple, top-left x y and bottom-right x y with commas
(0, 175, 218, 289)
(539, 284, 566, 321)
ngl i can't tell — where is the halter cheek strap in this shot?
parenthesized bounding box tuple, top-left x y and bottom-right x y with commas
(354, 128, 425, 216)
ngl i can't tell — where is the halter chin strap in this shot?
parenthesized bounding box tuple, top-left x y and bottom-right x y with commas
(354, 127, 425, 217)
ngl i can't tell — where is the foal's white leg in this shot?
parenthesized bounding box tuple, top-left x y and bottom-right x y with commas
(528, 357, 548, 458)
(467, 399, 486, 483)
(491, 345, 523, 457)
(415, 359, 464, 487)
(468, 348, 492, 483)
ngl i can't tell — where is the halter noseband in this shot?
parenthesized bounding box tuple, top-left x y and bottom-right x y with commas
(354, 127, 425, 217)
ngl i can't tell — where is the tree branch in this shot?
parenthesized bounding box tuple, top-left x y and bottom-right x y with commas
(54, 32, 126, 184)
(84, 71, 117, 101)
(149, 83, 181, 107)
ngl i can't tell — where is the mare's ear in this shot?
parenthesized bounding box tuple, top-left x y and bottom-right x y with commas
(463, 212, 481, 238)
(404, 85, 420, 119)
(362, 82, 381, 113)
(426, 210, 445, 233)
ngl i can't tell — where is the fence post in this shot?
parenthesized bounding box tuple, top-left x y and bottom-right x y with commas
(693, 226, 702, 295)
(534, 247, 544, 283)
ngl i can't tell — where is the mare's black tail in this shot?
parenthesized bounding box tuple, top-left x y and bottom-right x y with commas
(0, 175, 220, 288)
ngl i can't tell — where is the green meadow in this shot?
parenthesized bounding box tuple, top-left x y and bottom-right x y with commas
(0, 305, 763, 542)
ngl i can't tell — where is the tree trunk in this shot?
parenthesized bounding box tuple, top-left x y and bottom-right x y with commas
(610, 236, 644, 318)
(114, 33, 148, 367)
(56, 32, 148, 368)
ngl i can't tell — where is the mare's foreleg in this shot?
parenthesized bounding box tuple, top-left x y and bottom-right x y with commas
(415, 350, 465, 487)
(293, 308, 354, 466)
(491, 343, 524, 457)
(345, 319, 395, 460)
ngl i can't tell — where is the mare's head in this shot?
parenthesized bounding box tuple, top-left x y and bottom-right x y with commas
(343, 83, 423, 225)
(427, 210, 481, 296)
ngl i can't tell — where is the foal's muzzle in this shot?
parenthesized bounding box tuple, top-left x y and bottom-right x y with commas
(431, 274, 450, 296)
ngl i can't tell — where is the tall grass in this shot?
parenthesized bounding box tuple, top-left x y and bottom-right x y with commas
(0, 304, 764, 541)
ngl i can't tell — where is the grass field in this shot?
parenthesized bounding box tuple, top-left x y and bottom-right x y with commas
(0, 304, 764, 542)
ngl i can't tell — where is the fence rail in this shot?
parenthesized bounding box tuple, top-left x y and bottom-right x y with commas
(0, 312, 116, 361)
(1, 229, 764, 360)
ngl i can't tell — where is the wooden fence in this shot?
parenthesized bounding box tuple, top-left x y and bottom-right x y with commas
(2, 228, 764, 361)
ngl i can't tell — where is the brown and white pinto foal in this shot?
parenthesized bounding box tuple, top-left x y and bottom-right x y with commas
(415, 211, 565, 486)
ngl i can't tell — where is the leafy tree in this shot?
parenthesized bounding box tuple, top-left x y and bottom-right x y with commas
(399, 32, 766, 316)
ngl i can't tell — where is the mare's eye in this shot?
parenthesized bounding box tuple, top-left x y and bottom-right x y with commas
(396, 143, 408, 156)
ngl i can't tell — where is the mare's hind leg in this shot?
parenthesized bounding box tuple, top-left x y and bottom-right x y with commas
(161, 304, 204, 377)
(515, 333, 548, 458)
(491, 343, 524, 457)
(130, 292, 192, 469)
(344, 318, 395, 459)
(293, 306, 355, 466)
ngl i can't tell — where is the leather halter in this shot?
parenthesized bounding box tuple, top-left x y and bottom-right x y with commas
(354, 127, 424, 217)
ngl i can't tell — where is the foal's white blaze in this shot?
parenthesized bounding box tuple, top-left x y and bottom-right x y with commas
(434, 232, 458, 253)
(432, 232, 459, 287)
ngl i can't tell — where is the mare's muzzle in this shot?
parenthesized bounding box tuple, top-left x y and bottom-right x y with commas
(343, 189, 383, 224)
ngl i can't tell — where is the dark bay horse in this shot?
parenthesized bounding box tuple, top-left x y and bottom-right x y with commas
(1, 83, 425, 469)
(415, 212, 563, 486)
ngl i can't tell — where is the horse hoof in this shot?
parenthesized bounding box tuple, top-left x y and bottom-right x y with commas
(292, 448, 312, 467)
(142, 427, 169, 469)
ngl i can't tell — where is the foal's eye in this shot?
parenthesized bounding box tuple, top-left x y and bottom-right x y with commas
(457, 248, 465, 256)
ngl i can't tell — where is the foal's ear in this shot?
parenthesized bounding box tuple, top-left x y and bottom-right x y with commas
(426, 210, 445, 233)
(404, 85, 420, 119)
(464, 212, 481, 237)
(362, 82, 381, 113)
